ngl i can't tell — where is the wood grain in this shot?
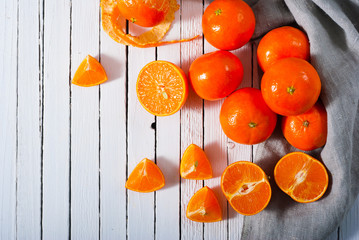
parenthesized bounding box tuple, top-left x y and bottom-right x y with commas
(0, 1, 17, 239)
(42, 0, 70, 239)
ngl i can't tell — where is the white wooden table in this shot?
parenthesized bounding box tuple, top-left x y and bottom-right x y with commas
(1, 0, 358, 239)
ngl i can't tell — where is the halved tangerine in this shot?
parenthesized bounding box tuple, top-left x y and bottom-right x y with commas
(180, 144, 213, 180)
(221, 161, 271, 215)
(72, 55, 108, 87)
(136, 60, 188, 116)
(274, 152, 328, 203)
(126, 158, 165, 193)
(186, 186, 222, 222)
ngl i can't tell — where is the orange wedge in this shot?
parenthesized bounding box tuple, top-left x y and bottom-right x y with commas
(126, 158, 165, 193)
(186, 186, 222, 222)
(221, 161, 271, 215)
(101, 0, 199, 48)
(72, 55, 107, 87)
(137, 60, 188, 116)
(180, 144, 212, 180)
(274, 152, 328, 203)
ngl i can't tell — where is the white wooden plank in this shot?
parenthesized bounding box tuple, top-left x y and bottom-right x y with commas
(127, 43, 156, 240)
(42, 1, 70, 239)
(155, 7, 181, 240)
(180, 0, 204, 238)
(340, 196, 359, 240)
(99, 17, 127, 240)
(17, 0, 42, 238)
(202, 6, 228, 238)
(227, 43, 253, 240)
(0, 1, 17, 239)
(71, 0, 100, 238)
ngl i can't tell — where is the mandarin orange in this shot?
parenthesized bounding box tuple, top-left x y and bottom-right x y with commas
(72, 55, 107, 87)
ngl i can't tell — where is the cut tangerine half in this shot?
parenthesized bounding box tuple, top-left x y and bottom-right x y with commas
(137, 60, 188, 116)
(186, 186, 222, 222)
(126, 158, 165, 193)
(274, 152, 328, 203)
(72, 55, 108, 87)
(180, 144, 213, 180)
(221, 161, 271, 215)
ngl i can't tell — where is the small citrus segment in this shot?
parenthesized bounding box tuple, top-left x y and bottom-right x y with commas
(137, 60, 188, 116)
(220, 88, 277, 145)
(180, 144, 213, 180)
(274, 152, 328, 203)
(72, 55, 108, 87)
(282, 101, 327, 151)
(186, 186, 222, 222)
(261, 58, 321, 116)
(221, 161, 271, 215)
(101, 0, 199, 48)
(126, 158, 165, 193)
(257, 26, 310, 72)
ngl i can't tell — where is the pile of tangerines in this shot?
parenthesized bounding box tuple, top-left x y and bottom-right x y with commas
(72, 0, 329, 221)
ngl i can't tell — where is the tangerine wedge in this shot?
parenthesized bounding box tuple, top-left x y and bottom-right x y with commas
(126, 158, 165, 193)
(186, 186, 222, 222)
(221, 161, 271, 215)
(137, 60, 188, 116)
(180, 144, 213, 180)
(274, 152, 328, 203)
(72, 55, 108, 87)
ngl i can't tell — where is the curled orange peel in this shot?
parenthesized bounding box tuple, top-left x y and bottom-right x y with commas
(101, 0, 200, 48)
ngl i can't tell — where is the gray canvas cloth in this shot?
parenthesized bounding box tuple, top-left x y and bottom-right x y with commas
(242, 0, 359, 239)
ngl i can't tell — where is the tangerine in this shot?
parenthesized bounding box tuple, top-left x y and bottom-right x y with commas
(221, 161, 271, 215)
(257, 26, 310, 72)
(125, 158, 165, 193)
(72, 55, 108, 87)
(186, 186, 222, 222)
(117, 0, 170, 27)
(220, 87, 277, 145)
(180, 144, 213, 180)
(261, 58, 321, 116)
(189, 50, 243, 101)
(202, 0, 255, 50)
(282, 101, 327, 151)
(274, 152, 328, 203)
(137, 60, 188, 116)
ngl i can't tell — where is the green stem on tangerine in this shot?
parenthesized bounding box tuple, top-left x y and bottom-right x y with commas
(248, 122, 257, 128)
(130, 17, 136, 23)
(287, 86, 296, 95)
(215, 9, 222, 16)
(303, 120, 310, 127)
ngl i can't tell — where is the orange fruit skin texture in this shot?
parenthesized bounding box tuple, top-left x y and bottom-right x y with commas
(282, 101, 327, 151)
(117, 0, 170, 27)
(257, 26, 310, 72)
(72, 55, 108, 87)
(202, 0, 255, 50)
(221, 161, 271, 216)
(220, 87, 277, 145)
(137, 60, 188, 116)
(274, 152, 328, 203)
(186, 186, 222, 222)
(125, 158, 165, 193)
(180, 144, 213, 180)
(261, 57, 321, 116)
(189, 50, 243, 101)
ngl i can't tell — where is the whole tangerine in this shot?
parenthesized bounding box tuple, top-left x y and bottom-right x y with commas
(189, 50, 243, 101)
(202, 0, 255, 50)
(220, 87, 277, 145)
(261, 58, 321, 116)
(257, 26, 310, 72)
(117, 0, 170, 27)
(282, 101, 327, 151)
